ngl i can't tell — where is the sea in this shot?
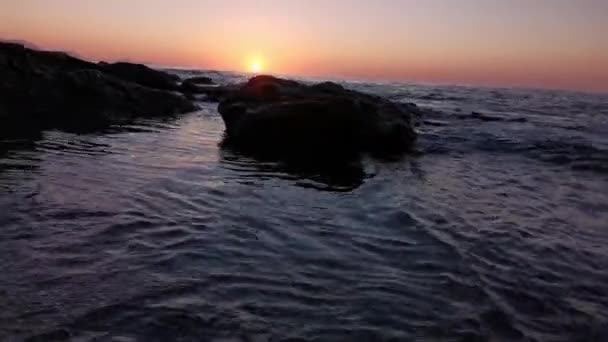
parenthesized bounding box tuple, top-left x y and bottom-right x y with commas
(1, 70, 607, 341)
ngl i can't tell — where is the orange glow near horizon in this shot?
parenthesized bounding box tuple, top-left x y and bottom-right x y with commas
(247, 56, 265, 74)
(1, 0, 607, 92)
(250, 62, 262, 73)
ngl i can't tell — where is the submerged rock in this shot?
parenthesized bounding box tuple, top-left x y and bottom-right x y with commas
(178, 76, 239, 102)
(0, 42, 196, 131)
(461, 111, 528, 123)
(179, 81, 216, 95)
(179, 76, 214, 92)
(182, 76, 214, 85)
(218, 75, 418, 161)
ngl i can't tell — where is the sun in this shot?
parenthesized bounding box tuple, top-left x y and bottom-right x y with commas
(250, 62, 262, 73)
(249, 58, 264, 74)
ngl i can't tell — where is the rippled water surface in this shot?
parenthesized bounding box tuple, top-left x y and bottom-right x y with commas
(1, 72, 608, 341)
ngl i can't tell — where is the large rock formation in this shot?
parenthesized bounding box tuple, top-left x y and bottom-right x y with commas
(0, 42, 196, 132)
(218, 75, 417, 161)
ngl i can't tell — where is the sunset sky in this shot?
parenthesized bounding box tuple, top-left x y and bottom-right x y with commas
(2, 0, 607, 92)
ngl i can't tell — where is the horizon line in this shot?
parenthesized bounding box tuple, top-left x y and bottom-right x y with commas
(3, 37, 607, 96)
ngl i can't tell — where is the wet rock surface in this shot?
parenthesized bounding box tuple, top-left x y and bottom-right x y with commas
(218, 75, 418, 162)
(0, 42, 196, 132)
(182, 76, 214, 85)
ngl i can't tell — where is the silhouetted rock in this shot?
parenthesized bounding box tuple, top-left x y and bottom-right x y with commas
(203, 85, 239, 102)
(98, 61, 180, 91)
(218, 75, 417, 161)
(0, 42, 196, 132)
(180, 76, 216, 96)
(459, 111, 528, 123)
(1, 42, 98, 72)
(183, 76, 214, 85)
(179, 81, 208, 94)
(0, 39, 42, 50)
(180, 83, 238, 102)
(178, 75, 240, 102)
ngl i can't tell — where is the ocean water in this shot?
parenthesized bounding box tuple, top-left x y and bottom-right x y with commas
(1, 70, 607, 341)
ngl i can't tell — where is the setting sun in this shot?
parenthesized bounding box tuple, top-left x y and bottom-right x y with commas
(249, 58, 264, 73)
(2, 2, 608, 341)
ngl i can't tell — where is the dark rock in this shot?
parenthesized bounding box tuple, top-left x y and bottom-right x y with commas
(182, 76, 214, 85)
(0, 39, 41, 50)
(182, 84, 238, 102)
(184, 92, 197, 101)
(98, 61, 179, 91)
(177, 75, 240, 103)
(422, 119, 449, 127)
(203, 85, 240, 102)
(179, 81, 216, 94)
(1, 42, 196, 132)
(218, 75, 417, 161)
(0, 42, 98, 72)
(464, 111, 528, 123)
(179, 80, 204, 94)
(179, 76, 217, 96)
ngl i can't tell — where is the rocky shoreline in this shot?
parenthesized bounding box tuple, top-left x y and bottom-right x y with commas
(1, 42, 211, 132)
(1, 43, 420, 160)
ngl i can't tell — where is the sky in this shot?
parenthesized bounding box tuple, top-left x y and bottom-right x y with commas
(1, 0, 607, 92)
